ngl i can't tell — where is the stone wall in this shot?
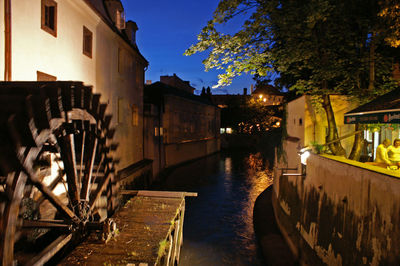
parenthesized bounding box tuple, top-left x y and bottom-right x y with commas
(164, 138, 220, 167)
(273, 153, 400, 265)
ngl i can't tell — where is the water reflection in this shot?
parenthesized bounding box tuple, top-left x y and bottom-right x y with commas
(159, 151, 273, 265)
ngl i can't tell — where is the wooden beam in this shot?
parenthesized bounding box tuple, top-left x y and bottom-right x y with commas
(29, 234, 72, 266)
(120, 190, 198, 198)
(4, 0, 11, 81)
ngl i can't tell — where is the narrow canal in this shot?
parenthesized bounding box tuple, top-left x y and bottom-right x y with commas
(158, 151, 273, 265)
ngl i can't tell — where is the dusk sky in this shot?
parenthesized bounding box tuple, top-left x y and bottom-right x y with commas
(120, 0, 254, 95)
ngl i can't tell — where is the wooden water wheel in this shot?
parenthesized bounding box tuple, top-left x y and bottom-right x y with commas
(0, 81, 119, 265)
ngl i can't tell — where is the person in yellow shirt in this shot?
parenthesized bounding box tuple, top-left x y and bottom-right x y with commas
(388, 138, 400, 166)
(375, 139, 392, 166)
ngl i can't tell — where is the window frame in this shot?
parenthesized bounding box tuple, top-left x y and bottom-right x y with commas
(41, 0, 57, 37)
(83, 26, 93, 58)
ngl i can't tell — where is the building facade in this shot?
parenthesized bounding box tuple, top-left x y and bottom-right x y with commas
(1, 0, 148, 174)
(144, 75, 220, 175)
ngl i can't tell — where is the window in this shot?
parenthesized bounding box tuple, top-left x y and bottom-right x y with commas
(37, 71, 56, 81)
(299, 118, 303, 126)
(41, 0, 57, 37)
(83, 26, 93, 58)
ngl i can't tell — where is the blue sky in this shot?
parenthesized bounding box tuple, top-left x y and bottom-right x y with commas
(120, 0, 254, 95)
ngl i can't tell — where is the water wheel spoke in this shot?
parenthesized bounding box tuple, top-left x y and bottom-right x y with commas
(34, 170, 64, 204)
(89, 166, 112, 212)
(81, 133, 98, 201)
(22, 219, 69, 229)
(56, 132, 80, 212)
(79, 130, 86, 188)
(29, 173, 79, 224)
(28, 233, 72, 266)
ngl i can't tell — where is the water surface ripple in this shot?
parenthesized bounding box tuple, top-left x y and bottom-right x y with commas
(159, 151, 273, 265)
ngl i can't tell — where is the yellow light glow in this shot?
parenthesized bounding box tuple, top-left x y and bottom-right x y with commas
(226, 128, 233, 134)
(259, 94, 263, 99)
(263, 98, 266, 102)
(276, 121, 280, 126)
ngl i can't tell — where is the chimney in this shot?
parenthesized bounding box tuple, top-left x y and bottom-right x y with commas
(243, 88, 247, 95)
(250, 84, 254, 94)
(146, 80, 152, 85)
(105, 0, 125, 30)
(126, 21, 138, 45)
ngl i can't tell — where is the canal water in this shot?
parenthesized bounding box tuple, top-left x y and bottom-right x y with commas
(158, 151, 273, 265)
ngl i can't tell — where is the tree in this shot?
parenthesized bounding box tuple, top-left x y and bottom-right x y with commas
(186, 0, 399, 158)
(379, 0, 400, 48)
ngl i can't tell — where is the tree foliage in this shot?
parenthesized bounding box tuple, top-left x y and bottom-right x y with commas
(186, 0, 400, 157)
(219, 96, 282, 134)
(379, 0, 400, 48)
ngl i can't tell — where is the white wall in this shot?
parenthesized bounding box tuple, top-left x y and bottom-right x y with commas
(286, 96, 306, 146)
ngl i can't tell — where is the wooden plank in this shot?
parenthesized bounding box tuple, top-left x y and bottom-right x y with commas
(121, 190, 198, 198)
(60, 195, 186, 265)
(282, 173, 304, 176)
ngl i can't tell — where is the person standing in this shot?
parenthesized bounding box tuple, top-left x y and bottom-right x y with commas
(387, 138, 400, 166)
(375, 139, 392, 166)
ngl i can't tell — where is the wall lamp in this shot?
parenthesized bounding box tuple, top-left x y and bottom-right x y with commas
(298, 147, 311, 175)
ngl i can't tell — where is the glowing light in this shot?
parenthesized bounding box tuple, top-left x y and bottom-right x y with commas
(226, 128, 233, 134)
(258, 94, 263, 99)
(263, 98, 266, 102)
(276, 121, 280, 126)
(300, 150, 310, 165)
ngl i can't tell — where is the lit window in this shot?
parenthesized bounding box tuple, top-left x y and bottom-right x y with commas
(83, 26, 93, 58)
(226, 128, 233, 134)
(41, 0, 57, 37)
(220, 128, 226, 134)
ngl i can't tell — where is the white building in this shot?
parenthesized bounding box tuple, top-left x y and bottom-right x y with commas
(0, 0, 148, 172)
